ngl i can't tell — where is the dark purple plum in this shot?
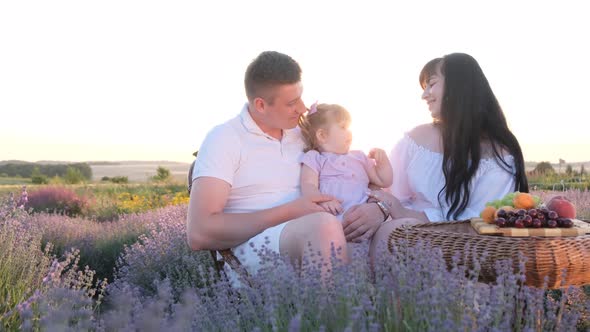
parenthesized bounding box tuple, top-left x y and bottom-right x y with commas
(495, 217, 507, 228)
(561, 218, 574, 228)
(508, 216, 517, 226)
(523, 215, 533, 227)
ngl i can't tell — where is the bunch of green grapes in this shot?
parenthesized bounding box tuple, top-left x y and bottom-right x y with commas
(485, 191, 541, 209)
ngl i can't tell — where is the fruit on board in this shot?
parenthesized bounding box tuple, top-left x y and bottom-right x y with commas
(494, 206, 514, 219)
(513, 192, 536, 210)
(495, 217, 506, 227)
(485, 192, 541, 209)
(492, 208, 575, 229)
(545, 195, 577, 219)
(482, 192, 577, 229)
(480, 206, 496, 223)
(561, 218, 574, 228)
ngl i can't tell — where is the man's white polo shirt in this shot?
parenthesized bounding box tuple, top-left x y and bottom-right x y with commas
(192, 103, 305, 269)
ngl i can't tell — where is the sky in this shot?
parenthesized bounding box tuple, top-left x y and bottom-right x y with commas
(1, 0, 589, 164)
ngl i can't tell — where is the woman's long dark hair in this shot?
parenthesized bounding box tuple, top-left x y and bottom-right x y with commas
(420, 53, 529, 220)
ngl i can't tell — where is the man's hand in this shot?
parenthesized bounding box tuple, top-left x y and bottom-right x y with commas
(290, 193, 336, 219)
(341, 202, 383, 242)
(319, 199, 343, 216)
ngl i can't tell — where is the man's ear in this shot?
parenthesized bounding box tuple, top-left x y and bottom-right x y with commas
(253, 97, 266, 114)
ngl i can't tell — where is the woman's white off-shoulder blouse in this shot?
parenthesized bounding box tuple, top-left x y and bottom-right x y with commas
(389, 135, 516, 222)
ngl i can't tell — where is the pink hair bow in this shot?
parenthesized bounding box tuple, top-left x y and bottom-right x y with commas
(308, 101, 318, 115)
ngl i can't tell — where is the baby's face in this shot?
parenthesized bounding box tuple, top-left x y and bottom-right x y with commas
(320, 120, 352, 154)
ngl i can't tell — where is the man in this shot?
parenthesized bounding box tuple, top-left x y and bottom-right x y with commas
(187, 51, 379, 273)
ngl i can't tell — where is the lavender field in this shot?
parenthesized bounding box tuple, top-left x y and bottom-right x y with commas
(1, 188, 590, 331)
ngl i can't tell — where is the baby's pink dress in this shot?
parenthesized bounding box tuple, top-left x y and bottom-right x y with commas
(301, 150, 371, 220)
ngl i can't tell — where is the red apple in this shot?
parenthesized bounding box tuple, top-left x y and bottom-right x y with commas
(545, 196, 576, 219)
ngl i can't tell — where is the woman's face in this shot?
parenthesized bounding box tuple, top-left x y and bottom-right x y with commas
(421, 66, 445, 120)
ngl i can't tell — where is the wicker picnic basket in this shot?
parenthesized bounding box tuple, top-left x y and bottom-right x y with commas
(387, 220, 590, 289)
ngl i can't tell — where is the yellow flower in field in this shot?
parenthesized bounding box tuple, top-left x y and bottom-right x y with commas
(171, 192, 189, 205)
(116, 192, 151, 213)
(110, 186, 190, 215)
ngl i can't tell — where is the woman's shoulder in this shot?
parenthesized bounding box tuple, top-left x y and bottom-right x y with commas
(407, 123, 436, 135)
(480, 141, 512, 159)
(405, 123, 442, 154)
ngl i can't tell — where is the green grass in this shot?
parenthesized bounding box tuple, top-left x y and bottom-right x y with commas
(0, 181, 188, 197)
(0, 177, 31, 186)
(528, 172, 589, 191)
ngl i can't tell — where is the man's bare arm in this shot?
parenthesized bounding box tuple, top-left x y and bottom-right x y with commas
(187, 176, 333, 250)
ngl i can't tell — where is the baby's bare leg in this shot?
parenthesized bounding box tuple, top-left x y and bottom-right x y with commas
(279, 212, 348, 277)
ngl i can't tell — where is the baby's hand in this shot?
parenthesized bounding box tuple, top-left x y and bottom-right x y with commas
(369, 148, 388, 164)
(319, 199, 343, 216)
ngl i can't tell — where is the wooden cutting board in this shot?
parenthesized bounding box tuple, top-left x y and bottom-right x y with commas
(471, 218, 590, 237)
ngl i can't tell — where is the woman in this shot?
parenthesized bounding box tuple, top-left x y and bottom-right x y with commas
(366, 52, 529, 257)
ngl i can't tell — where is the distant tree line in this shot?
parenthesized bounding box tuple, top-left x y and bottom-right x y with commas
(528, 161, 589, 191)
(530, 161, 586, 176)
(0, 163, 92, 180)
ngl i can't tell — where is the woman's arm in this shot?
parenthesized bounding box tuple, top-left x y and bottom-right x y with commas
(368, 190, 430, 222)
(458, 162, 516, 219)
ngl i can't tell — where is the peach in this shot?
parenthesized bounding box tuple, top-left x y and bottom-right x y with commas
(545, 195, 576, 219)
(513, 192, 536, 209)
(480, 206, 496, 223)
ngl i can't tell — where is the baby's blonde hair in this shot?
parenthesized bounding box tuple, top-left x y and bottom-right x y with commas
(299, 103, 351, 152)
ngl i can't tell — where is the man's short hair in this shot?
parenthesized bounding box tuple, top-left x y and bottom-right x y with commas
(244, 51, 302, 103)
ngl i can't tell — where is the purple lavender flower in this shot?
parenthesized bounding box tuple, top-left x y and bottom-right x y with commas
(2, 191, 589, 330)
